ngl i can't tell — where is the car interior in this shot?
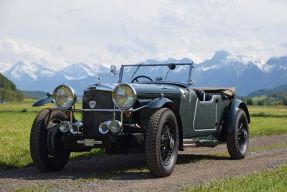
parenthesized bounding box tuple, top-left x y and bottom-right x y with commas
(194, 88, 234, 102)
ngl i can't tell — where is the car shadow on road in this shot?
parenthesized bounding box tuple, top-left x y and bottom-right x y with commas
(177, 154, 229, 164)
(0, 153, 229, 181)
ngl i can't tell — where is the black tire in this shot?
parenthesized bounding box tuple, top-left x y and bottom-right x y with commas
(227, 109, 249, 159)
(30, 108, 70, 172)
(145, 108, 179, 177)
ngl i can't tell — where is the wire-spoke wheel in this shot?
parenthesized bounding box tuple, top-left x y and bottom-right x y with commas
(227, 109, 249, 159)
(145, 108, 179, 177)
(160, 123, 176, 166)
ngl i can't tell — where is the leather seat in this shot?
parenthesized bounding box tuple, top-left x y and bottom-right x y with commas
(194, 89, 212, 101)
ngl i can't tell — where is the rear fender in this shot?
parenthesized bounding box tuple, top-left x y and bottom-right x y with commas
(224, 99, 250, 136)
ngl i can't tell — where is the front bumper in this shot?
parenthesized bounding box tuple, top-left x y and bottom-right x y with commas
(63, 132, 144, 154)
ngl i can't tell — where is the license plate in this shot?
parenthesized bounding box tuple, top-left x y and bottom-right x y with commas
(77, 139, 102, 146)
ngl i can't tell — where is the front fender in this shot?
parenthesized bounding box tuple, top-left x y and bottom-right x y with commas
(225, 99, 250, 135)
(32, 97, 53, 107)
(145, 97, 174, 109)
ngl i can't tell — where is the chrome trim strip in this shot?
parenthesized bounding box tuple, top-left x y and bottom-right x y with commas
(216, 102, 218, 124)
(192, 99, 198, 130)
(194, 127, 217, 132)
(72, 97, 161, 113)
(73, 109, 122, 112)
(72, 104, 146, 113)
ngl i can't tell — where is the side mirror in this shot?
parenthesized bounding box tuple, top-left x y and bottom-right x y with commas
(110, 65, 117, 74)
(168, 63, 176, 70)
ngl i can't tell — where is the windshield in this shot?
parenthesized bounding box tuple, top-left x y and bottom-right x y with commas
(119, 63, 192, 86)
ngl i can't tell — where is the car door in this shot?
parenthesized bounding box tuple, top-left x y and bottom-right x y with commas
(179, 89, 222, 137)
(193, 95, 219, 132)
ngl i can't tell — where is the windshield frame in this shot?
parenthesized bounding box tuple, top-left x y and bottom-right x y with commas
(118, 63, 194, 87)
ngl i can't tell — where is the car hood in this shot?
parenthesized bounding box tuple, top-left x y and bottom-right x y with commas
(84, 83, 116, 92)
(132, 83, 182, 95)
(85, 83, 183, 96)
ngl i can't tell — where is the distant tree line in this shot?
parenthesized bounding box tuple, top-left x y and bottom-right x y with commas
(241, 96, 287, 106)
(0, 88, 24, 102)
(0, 73, 24, 102)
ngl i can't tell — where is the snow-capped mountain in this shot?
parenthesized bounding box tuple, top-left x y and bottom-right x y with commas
(264, 56, 287, 71)
(197, 50, 263, 70)
(4, 61, 55, 91)
(137, 51, 287, 95)
(193, 51, 266, 95)
(54, 63, 96, 81)
(1, 38, 287, 95)
(261, 56, 287, 89)
(7, 61, 55, 80)
(3, 62, 112, 93)
(3, 52, 287, 95)
(0, 39, 115, 92)
(140, 57, 193, 64)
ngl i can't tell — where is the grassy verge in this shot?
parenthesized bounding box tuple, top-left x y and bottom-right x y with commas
(0, 112, 36, 169)
(183, 165, 287, 192)
(249, 117, 287, 136)
(248, 106, 287, 136)
(0, 109, 100, 170)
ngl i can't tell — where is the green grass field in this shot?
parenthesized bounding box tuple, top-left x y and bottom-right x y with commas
(0, 101, 287, 170)
(184, 165, 287, 192)
(249, 106, 287, 136)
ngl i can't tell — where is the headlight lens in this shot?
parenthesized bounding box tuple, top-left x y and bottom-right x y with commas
(53, 84, 76, 109)
(112, 84, 136, 110)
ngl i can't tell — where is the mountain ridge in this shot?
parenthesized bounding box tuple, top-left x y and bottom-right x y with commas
(1, 43, 287, 95)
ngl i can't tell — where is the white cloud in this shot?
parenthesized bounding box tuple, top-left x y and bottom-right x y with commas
(0, 39, 68, 72)
(0, 0, 286, 65)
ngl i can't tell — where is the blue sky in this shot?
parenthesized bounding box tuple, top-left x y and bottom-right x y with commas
(0, 0, 286, 66)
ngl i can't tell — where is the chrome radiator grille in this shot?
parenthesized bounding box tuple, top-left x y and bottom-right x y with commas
(83, 89, 114, 138)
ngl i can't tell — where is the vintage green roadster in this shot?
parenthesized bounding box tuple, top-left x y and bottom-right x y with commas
(30, 63, 250, 177)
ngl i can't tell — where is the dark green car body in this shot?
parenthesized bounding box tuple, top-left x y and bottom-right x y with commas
(31, 63, 250, 177)
(75, 81, 249, 149)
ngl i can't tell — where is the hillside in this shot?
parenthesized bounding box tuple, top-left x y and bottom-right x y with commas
(247, 84, 287, 98)
(20, 90, 47, 99)
(0, 73, 23, 102)
(0, 73, 16, 90)
(246, 84, 287, 105)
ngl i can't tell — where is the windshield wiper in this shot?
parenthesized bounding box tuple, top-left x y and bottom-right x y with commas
(164, 68, 170, 80)
(130, 64, 141, 80)
(164, 63, 176, 80)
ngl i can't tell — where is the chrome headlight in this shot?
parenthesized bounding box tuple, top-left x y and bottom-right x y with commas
(112, 84, 136, 110)
(53, 84, 76, 109)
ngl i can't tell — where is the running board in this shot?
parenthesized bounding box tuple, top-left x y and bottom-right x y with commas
(183, 138, 219, 148)
(183, 139, 197, 148)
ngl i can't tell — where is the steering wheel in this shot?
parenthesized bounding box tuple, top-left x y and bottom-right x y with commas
(131, 75, 153, 83)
